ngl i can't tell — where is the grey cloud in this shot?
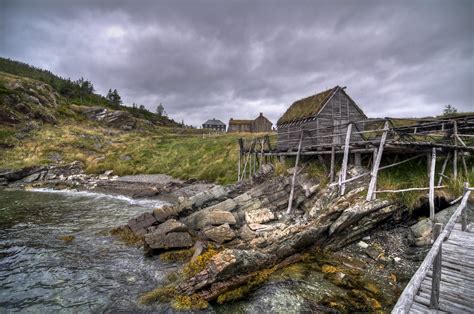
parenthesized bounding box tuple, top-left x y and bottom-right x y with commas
(1, 0, 472, 126)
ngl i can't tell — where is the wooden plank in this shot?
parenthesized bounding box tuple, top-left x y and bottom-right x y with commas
(392, 189, 472, 313)
(366, 121, 389, 201)
(429, 148, 436, 221)
(340, 123, 352, 195)
(430, 223, 443, 309)
(417, 291, 474, 313)
(286, 130, 304, 215)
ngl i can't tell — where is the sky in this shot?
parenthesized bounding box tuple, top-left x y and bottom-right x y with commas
(1, 0, 472, 127)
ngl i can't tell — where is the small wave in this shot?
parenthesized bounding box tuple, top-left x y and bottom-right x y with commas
(29, 188, 168, 208)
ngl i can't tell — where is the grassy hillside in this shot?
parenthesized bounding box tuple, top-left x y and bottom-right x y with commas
(0, 121, 258, 184)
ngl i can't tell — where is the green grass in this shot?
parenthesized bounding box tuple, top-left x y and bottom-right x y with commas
(0, 122, 256, 184)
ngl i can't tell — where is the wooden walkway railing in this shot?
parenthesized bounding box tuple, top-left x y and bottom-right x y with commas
(392, 182, 473, 313)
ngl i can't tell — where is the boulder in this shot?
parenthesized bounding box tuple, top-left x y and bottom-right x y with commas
(22, 172, 41, 183)
(239, 224, 257, 241)
(181, 210, 237, 230)
(153, 205, 182, 222)
(151, 219, 188, 235)
(206, 199, 237, 212)
(203, 224, 236, 244)
(145, 232, 193, 250)
(127, 212, 157, 235)
(245, 207, 275, 224)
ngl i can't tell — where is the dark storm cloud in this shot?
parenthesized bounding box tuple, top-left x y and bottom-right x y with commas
(1, 0, 472, 126)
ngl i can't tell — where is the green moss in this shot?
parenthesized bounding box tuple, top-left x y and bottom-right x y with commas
(110, 226, 143, 246)
(58, 235, 75, 243)
(139, 286, 177, 304)
(182, 246, 218, 279)
(217, 268, 275, 304)
(159, 248, 195, 263)
(171, 294, 208, 310)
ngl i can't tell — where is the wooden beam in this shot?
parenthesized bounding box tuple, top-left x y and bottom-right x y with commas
(340, 123, 352, 195)
(462, 182, 468, 231)
(429, 148, 436, 221)
(354, 153, 362, 167)
(376, 186, 446, 193)
(438, 152, 451, 187)
(430, 223, 443, 309)
(461, 155, 468, 178)
(287, 130, 304, 215)
(366, 121, 389, 201)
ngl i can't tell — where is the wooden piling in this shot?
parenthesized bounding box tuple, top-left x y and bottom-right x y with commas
(453, 121, 458, 179)
(437, 152, 450, 186)
(429, 148, 436, 221)
(366, 121, 389, 201)
(340, 123, 352, 195)
(287, 130, 304, 215)
(430, 223, 443, 309)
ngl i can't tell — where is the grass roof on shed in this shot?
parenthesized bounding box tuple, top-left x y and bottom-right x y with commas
(277, 86, 338, 125)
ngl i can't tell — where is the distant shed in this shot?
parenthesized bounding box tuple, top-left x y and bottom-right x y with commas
(228, 113, 272, 133)
(276, 86, 367, 150)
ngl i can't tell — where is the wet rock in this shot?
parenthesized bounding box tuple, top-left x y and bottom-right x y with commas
(154, 205, 182, 222)
(181, 210, 236, 230)
(245, 207, 275, 224)
(0, 166, 45, 182)
(22, 172, 41, 183)
(145, 232, 193, 250)
(150, 219, 188, 235)
(206, 199, 237, 212)
(203, 224, 236, 244)
(128, 212, 157, 235)
(239, 224, 257, 242)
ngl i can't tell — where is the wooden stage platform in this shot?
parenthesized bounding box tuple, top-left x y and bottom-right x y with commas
(410, 223, 474, 313)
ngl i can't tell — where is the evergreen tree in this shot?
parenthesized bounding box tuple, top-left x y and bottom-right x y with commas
(443, 104, 457, 116)
(156, 103, 164, 116)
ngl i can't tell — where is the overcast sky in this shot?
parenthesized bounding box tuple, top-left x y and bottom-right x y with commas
(1, 0, 472, 126)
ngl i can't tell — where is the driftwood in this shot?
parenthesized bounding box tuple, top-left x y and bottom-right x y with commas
(339, 123, 352, 196)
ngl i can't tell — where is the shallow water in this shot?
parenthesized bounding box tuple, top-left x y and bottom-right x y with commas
(0, 189, 174, 313)
(0, 188, 394, 313)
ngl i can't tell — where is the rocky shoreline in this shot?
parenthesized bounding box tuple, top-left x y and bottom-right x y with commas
(0, 161, 442, 311)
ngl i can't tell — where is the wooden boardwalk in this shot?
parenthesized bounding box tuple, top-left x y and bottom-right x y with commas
(410, 223, 474, 313)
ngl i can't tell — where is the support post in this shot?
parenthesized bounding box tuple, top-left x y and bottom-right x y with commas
(287, 130, 304, 215)
(366, 121, 389, 201)
(429, 148, 436, 221)
(340, 123, 353, 195)
(437, 152, 450, 186)
(330, 145, 335, 183)
(462, 182, 469, 231)
(429, 223, 443, 309)
(462, 155, 468, 178)
(453, 121, 458, 179)
(354, 153, 362, 167)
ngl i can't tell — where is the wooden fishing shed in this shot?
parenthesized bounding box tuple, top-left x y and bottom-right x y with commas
(276, 86, 367, 151)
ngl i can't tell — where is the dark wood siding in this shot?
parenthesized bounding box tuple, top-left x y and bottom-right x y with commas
(277, 89, 367, 151)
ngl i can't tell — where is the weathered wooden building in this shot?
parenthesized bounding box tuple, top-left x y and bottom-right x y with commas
(202, 118, 226, 131)
(228, 113, 273, 133)
(277, 86, 367, 150)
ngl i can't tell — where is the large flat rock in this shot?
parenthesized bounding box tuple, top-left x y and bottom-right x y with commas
(145, 232, 193, 249)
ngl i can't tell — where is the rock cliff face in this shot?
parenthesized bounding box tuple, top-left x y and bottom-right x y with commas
(0, 71, 59, 124)
(118, 164, 407, 303)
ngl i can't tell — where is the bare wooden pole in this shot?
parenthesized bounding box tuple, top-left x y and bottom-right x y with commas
(330, 145, 335, 183)
(461, 155, 468, 177)
(366, 121, 389, 201)
(354, 153, 361, 167)
(340, 123, 353, 195)
(453, 121, 458, 179)
(287, 130, 304, 215)
(462, 182, 469, 231)
(429, 222, 443, 309)
(429, 148, 436, 221)
(437, 152, 450, 186)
